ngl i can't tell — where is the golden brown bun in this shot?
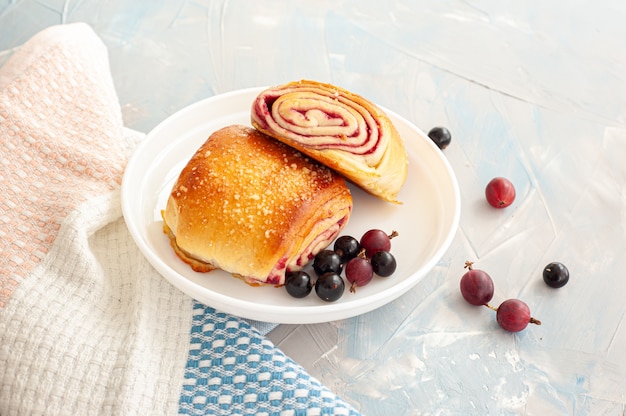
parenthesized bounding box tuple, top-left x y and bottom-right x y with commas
(162, 125, 352, 285)
(251, 80, 408, 203)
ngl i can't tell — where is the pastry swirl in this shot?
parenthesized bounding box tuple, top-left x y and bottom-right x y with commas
(251, 80, 408, 203)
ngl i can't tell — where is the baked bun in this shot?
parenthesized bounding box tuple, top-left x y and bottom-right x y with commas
(251, 80, 408, 203)
(162, 125, 352, 286)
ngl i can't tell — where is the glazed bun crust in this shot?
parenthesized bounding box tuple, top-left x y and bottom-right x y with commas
(163, 125, 352, 285)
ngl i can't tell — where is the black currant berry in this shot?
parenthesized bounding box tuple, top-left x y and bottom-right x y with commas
(428, 126, 452, 150)
(313, 250, 342, 276)
(315, 272, 345, 302)
(333, 235, 361, 263)
(543, 262, 569, 288)
(284, 271, 313, 298)
(371, 251, 397, 277)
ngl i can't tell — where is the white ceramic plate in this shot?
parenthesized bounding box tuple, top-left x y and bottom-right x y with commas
(121, 87, 460, 324)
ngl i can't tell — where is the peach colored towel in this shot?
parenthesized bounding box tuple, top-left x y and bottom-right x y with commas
(0, 23, 193, 414)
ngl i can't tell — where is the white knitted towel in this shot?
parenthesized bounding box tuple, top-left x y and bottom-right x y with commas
(0, 23, 361, 416)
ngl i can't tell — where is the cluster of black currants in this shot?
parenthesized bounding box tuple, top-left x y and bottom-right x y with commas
(460, 260, 569, 332)
(284, 229, 398, 302)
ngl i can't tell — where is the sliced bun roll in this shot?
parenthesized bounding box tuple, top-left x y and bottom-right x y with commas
(251, 80, 408, 203)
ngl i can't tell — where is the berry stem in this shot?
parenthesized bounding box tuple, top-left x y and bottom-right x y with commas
(389, 230, 399, 239)
(484, 303, 497, 311)
(464, 260, 474, 270)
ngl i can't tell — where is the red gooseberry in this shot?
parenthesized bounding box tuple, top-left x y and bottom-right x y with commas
(485, 177, 516, 208)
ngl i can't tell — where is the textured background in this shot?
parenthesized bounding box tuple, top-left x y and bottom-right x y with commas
(2, 1, 626, 414)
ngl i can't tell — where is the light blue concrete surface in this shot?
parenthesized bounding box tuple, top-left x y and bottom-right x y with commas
(2, 1, 626, 414)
